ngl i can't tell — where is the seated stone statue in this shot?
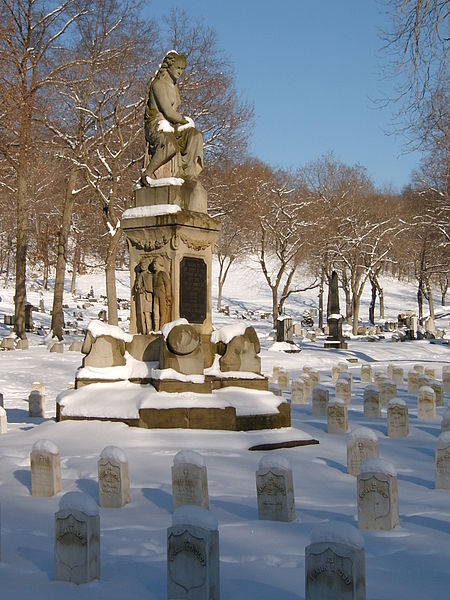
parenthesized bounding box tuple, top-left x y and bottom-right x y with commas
(142, 51, 203, 184)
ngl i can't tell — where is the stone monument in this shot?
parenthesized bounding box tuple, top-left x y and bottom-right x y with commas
(324, 271, 347, 349)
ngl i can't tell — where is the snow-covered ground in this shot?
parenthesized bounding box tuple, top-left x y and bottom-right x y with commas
(0, 261, 449, 599)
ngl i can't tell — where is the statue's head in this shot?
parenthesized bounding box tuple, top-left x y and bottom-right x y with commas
(160, 50, 186, 82)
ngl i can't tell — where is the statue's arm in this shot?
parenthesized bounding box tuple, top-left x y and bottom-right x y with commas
(152, 80, 188, 125)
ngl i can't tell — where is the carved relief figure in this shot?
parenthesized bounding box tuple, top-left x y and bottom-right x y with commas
(142, 51, 203, 184)
(152, 256, 172, 330)
(134, 258, 154, 334)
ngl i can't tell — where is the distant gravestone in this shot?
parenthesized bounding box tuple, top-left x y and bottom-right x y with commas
(331, 366, 341, 383)
(443, 368, 450, 393)
(172, 450, 209, 511)
(392, 366, 404, 385)
(54, 492, 100, 585)
(363, 385, 381, 418)
(69, 340, 83, 352)
(305, 522, 366, 600)
(417, 374, 431, 390)
(256, 454, 296, 522)
(339, 370, 353, 389)
(387, 399, 409, 438)
(312, 385, 329, 416)
(441, 408, 450, 434)
(28, 390, 45, 418)
(309, 369, 320, 387)
(167, 505, 220, 600)
(417, 386, 436, 420)
(16, 339, 28, 350)
(49, 341, 64, 353)
(276, 316, 294, 342)
(98, 446, 130, 508)
(379, 378, 397, 405)
(413, 364, 424, 374)
(435, 432, 450, 490)
(0, 407, 7, 434)
(31, 382, 45, 395)
(0, 337, 14, 350)
(428, 379, 444, 407)
(347, 427, 379, 476)
(270, 366, 281, 384)
(357, 458, 398, 530)
(327, 399, 348, 434)
(301, 375, 312, 398)
(373, 371, 385, 389)
(291, 379, 307, 405)
(30, 440, 61, 497)
(360, 364, 372, 383)
(277, 369, 290, 391)
(335, 378, 351, 405)
(407, 370, 419, 393)
(424, 366, 436, 379)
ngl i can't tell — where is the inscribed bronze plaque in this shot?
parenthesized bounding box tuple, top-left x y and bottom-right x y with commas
(180, 257, 207, 323)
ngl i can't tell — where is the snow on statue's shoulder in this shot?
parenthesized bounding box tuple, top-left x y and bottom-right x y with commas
(59, 491, 99, 516)
(211, 323, 248, 344)
(100, 445, 128, 463)
(87, 320, 133, 343)
(172, 505, 218, 531)
(310, 522, 364, 548)
(32, 439, 59, 455)
(122, 204, 181, 220)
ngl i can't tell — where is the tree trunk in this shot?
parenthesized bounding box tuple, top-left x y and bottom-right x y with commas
(272, 285, 279, 328)
(51, 168, 77, 340)
(379, 287, 385, 319)
(318, 270, 324, 329)
(14, 170, 28, 340)
(352, 291, 362, 335)
(442, 290, 447, 306)
(342, 271, 352, 323)
(368, 277, 376, 325)
(105, 231, 122, 326)
(417, 278, 424, 320)
(216, 254, 234, 312)
(70, 241, 80, 294)
(426, 280, 435, 319)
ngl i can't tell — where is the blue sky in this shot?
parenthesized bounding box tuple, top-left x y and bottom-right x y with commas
(145, 0, 422, 191)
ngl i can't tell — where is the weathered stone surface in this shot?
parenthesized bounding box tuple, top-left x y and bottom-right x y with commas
(360, 365, 372, 383)
(407, 370, 419, 393)
(98, 446, 130, 508)
(424, 366, 436, 379)
(357, 460, 398, 530)
(312, 385, 329, 416)
(291, 379, 307, 404)
(82, 332, 125, 368)
(417, 386, 436, 420)
(441, 408, 450, 434)
(379, 379, 397, 405)
(16, 339, 29, 350)
(28, 390, 45, 418)
(387, 400, 409, 438)
(443, 368, 450, 393)
(167, 505, 220, 600)
(276, 316, 294, 342)
(30, 440, 61, 497)
(435, 432, 450, 490)
(327, 399, 348, 434)
(428, 379, 444, 407)
(49, 341, 64, 353)
(335, 379, 351, 405)
(256, 455, 296, 522)
(172, 450, 209, 511)
(347, 428, 379, 476)
(160, 324, 204, 375)
(305, 524, 366, 600)
(0, 337, 15, 350)
(413, 364, 425, 374)
(277, 369, 290, 391)
(68, 341, 83, 352)
(219, 326, 261, 374)
(392, 366, 404, 385)
(363, 385, 381, 419)
(54, 492, 100, 585)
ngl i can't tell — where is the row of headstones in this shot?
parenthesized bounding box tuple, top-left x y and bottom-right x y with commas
(0, 381, 74, 419)
(0, 338, 82, 352)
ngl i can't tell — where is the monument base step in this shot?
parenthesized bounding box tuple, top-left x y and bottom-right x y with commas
(324, 339, 348, 349)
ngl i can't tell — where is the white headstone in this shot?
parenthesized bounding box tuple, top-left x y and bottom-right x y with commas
(54, 492, 100, 584)
(305, 522, 366, 600)
(407, 370, 419, 393)
(327, 399, 348, 434)
(435, 432, 450, 490)
(98, 446, 130, 508)
(428, 379, 444, 407)
(379, 378, 397, 405)
(392, 366, 404, 385)
(256, 454, 296, 522)
(30, 440, 61, 497)
(387, 399, 409, 438)
(347, 427, 379, 476)
(0, 407, 7, 434)
(172, 450, 209, 511)
(28, 390, 45, 418)
(167, 505, 220, 600)
(335, 378, 351, 405)
(360, 364, 372, 383)
(277, 369, 290, 391)
(413, 364, 425, 374)
(291, 379, 307, 404)
(417, 386, 436, 420)
(363, 385, 381, 418)
(357, 458, 399, 530)
(312, 385, 329, 416)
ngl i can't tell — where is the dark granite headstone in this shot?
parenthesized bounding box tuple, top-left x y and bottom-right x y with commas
(180, 257, 207, 324)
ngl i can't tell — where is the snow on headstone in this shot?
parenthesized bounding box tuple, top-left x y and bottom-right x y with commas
(98, 446, 130, 508)
(387, 399, 409, 438)
(417, 386, 436, 420)
(54, 492, 100, 585)
(172, 450, 209, 511)
(379, 378, 397, 405)
(291, 379, 307, 404)
(435, 432, 450, 490)
(335, 378, 351, 405)
(357, 458, 399, 530)
(305, 522, 366, 600)
(360, 364, 371, 383)
(328, 399, 348, 434)
(0, 407, 7, 434)
(363, 385, 381, 418)
(347, 427, 379, 476)
(167, 505, 220, 599)
(256, 454, 296, 522)
(30, 440, 61, 497)
(312, 385, 329, 417)
(28, 390, 45, 418)
(31, 382, 45, 395)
